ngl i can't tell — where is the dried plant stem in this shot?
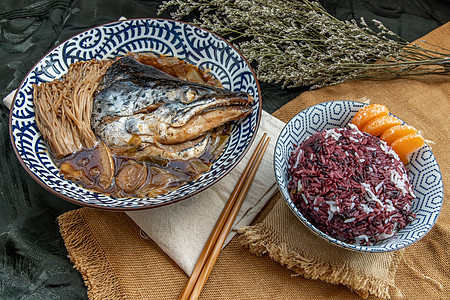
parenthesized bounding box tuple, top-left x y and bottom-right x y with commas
(159, 0, 449, 89)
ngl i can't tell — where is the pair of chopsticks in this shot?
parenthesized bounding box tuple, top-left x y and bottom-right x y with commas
(178, 133, 271, 300)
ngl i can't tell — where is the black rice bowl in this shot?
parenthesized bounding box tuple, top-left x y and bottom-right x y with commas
(288, 124, 416, 246)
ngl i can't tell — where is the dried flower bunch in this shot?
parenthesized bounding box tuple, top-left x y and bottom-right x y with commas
(159, 0, 449, 89)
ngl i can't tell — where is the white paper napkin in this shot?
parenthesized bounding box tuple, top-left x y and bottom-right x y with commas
(4, 90, 285, 275)
(126, 110, 284, 274)
(3, 89, 15, 109)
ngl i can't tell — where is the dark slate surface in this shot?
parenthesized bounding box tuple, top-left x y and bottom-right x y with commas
(0, 1, 448, 298)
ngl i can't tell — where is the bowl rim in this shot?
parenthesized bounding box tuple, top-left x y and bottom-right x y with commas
(9, 18, 262, 211)
(274, 100, 444, 252)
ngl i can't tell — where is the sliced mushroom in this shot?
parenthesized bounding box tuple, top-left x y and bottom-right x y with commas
(59, 141, 114, 190)
(97, 141, 114, 190)
(116, 161, 148, 194)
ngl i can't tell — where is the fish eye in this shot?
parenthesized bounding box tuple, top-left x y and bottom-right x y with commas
(185, 90, 198, 102)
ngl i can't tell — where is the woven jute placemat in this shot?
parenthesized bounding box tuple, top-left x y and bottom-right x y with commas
(58, 23, 449, 299)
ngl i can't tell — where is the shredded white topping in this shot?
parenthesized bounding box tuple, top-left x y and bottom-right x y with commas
(348, 123, 358, 131)
(377, 231, 395, 240)
(301, 193, 308, 204)
(355, 235, 370, 245)
(327, 211, 334, 221)
(384, 214, 395, 224)
(379, 140, 399, 158)
(294, 149, 303, 169)
(326, 201, 340, 213)
(324, 129, 342, 141)
(297, 181, 303, 192)
(404, 203, 411, 211)
(390, 171, 410, 196)
(359, 203, 374, 214)
(361, 182, 384, 206)
(375, 182, 383, 193)
(385, 199, 396, 212)
(326, 200, 340, 221)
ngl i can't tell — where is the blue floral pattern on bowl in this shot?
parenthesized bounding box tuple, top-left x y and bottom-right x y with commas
(274, 100, 443, 252)
(9, 19, 261, 210)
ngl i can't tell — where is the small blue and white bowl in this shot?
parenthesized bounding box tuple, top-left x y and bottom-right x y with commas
(9, 19, 261, 210)
(274, 100, 443, 252)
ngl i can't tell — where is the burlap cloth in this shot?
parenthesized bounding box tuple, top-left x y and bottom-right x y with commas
(58, 23, 449, 299)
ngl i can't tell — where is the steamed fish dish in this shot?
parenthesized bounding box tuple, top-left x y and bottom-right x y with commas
(33, 53, 253, 197)
(92, 56, 252, 160)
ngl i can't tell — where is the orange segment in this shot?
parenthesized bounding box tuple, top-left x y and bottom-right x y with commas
(351, 104, 389, 129)
(380, 125, 418, 145)
(361, 115, 402, 136)
(390, 133, 425, 164)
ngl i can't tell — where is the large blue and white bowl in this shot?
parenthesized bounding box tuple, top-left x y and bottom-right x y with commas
(274, 100, 443, 252)
(9, 19, 261, 210)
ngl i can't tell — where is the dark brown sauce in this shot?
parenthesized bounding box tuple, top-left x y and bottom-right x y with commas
(56, 133, 229, 198)
(53, 52, 231, 198)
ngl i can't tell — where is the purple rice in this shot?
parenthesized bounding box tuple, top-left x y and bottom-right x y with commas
(288, 125, 416, 245)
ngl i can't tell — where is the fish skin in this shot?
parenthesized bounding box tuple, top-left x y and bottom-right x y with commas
(110, 133, 212, 161)
(91, 56, 253, 159)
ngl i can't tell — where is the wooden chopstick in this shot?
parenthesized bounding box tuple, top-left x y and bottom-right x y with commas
(178, 133, 271, 300)
(178, 133, 269, 300)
